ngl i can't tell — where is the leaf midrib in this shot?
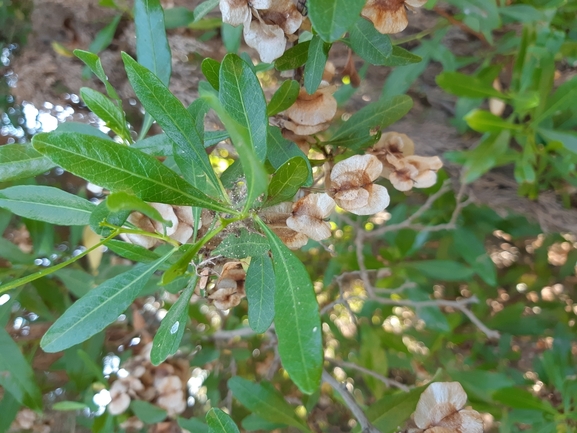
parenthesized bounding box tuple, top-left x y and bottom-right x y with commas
(35, 137, 226, 212)
(43, 262, 161, 350)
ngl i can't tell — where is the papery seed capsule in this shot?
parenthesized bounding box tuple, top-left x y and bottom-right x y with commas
(296, 0, 308, 16)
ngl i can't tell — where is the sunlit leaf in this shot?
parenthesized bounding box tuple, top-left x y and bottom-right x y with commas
(213, 228, 270, 259)
(33, 132, 230, 213)
(266, 157, 309, 206)
(258, 219, 322, 394)
(206, 408, 240, 433)
(267, 80, 300, 116)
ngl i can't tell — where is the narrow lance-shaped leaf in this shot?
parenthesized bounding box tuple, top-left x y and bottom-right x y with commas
(80, 87, 131, 141)
(212, 228, 270, 259)
(200, 90, 267, 212)
(228, 377, 311, 431)
(274, 41, 310, 71)
(202, 58, 221, 90)
(257, 218, 322, 394)
(267, 126, 312, 186)
(266, 157, 309, 206)
(0, 328, 43, 410)
(308, 0, 366, 42)
(122, 53, 223, 196)
(150, 276, 197, 365)
(245, 254, 275, 333)
(134, 0, 172, 85)
(267, 80, 300, 116)
(32, 132, 231, 213)
(349, 17, 393, 66)
(381, 45, 422, 67)
(0, 185, 95, 226)
(331, 95, 413, 146)
(41, 251, 174, 353)
(304, 36, 330, 94)
(0, 143, 55, 183)
(465, 109, 521, 133)
(436, 72, 507, 99)
(107, 191, 171, 225)
(74, 49, 121, 101)
(206, 408, 240, 433)
(82, 15, 122, 79)
(219, 54, 268, 161)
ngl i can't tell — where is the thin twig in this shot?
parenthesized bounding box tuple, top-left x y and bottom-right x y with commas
(433, 6, 490, 46)
(322, 370, 381, 433)
(325, 358, 410, 392)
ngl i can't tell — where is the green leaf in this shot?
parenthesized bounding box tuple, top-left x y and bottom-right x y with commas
(257, 219, 322, 394)
(465, 109, 521, 133)
(461, 130, 511, 183)
(267, 127, 312, 186)
(202, 58, 221, 90)
(365, 385, 426, 433)
(79, 88, 131, 141)
(349, 18, 392, 65)
(538, 128, 577, 154)
(533, 76, 577, 125)
(0, 389, 20, 433)
(150, 276, 196, 365)
(228, 377, 310, 432)
(52, 401, 89, 411)
(436, 72, 506, 99)
(105, 239, 161, 263)
(0, 143, 55, 182)
(0, 238, 33, 264)
(206, 408, 240, 433)
(331, 95, 413, 146)
(55, 268, 95, 298)
(134, 0, 171, 86)
(74, 49, 121, 101)
(267, 80, 300, 116)
(178, 418, 208, 433)
(275, 41, 310, 71)
(241, 414, 286, 432)
(55, 122, 113, 140)
(246, 254, 275, 333)
(32, 132, 230, 213)
(304, 36, 330, 94)
(200, 88, 267, 212)
(88, 15, 121, 55)
(493, 387, 558, 415)
(193, 0, 219, 22)
(40, 252, 173, 353)
(381, 45, 422, 67)
(308, 0, 366, 42)
(0, 328, 43, 410)
(130, 400, 168, 424)
(212, 228, 270, 259)
(164, 7, 195, 28)
(266, 157, 309, 206)
(122, 53, 223, 195)
(222, 22, 243, 54)
(453, 228, 497, 286)
(219, 54, 268, 161)
(0, 186, 95, 226)
(405, 260, 475, 281)
(89, 199, 130, 237)
(107, 191, 170, 225)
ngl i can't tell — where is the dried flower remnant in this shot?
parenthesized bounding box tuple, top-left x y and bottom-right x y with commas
(362, 0, 427, 34)
(219, 0, 272, 26)
(120, 204, 197, 249)
(155, 375, 187, 416)
(260, 0, 304, 35)
(283, 82, 337, 136)
(329, 154, 390, 215)
(208, 261, 247, 310)
(387, 154, 443, 192)
(287, 193, 335, 241)
(108, 376, 145, 415)
(369, 131, 415, 177)
(405, 382, 484, 433)
(259, 202, 309, 249)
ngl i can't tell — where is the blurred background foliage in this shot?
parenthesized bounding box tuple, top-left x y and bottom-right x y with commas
(0, 0, 576, 432)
